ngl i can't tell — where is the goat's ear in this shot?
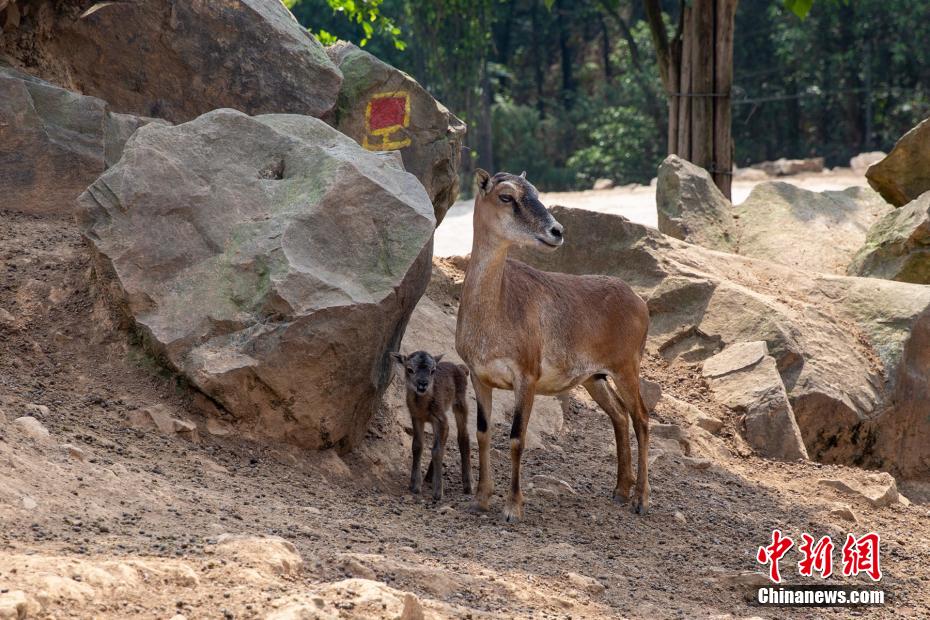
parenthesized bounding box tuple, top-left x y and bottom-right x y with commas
(520, 170, 527, 178)
(433, 354, 444, 364)
(389, 352, 405, 365)
(475, 168, 492, 196)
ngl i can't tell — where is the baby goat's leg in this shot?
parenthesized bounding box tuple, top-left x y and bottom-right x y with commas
(410, 417, 425, 495)
(453, 396, 472, 494)
(429, 413, 448, 501)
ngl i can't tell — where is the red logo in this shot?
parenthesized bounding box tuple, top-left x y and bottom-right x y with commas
(757, 529, 794, 583)
(842, 533, 882, 581)
(757, 531, 882, 583)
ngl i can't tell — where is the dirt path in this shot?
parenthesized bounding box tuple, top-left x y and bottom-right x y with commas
(1, 211, 927, 619)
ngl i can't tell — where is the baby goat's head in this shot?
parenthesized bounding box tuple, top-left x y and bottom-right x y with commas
(391, 350, 444, 396)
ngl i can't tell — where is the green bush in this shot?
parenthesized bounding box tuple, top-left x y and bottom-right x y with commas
(567, 105, 662, 187)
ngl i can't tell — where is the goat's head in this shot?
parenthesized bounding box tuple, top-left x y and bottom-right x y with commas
(473, 169, 564, 251)
(391, 350, 443, 396)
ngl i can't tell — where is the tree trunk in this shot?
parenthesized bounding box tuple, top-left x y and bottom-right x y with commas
(477, 59, 494, 172)
(646, 0, 738, 199)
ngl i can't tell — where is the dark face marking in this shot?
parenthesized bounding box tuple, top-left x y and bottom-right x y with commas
(489, 172, 562, 247)
(403, 350, 438, 396)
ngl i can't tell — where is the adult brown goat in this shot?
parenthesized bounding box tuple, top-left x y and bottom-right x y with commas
(454, 169, 651, 522)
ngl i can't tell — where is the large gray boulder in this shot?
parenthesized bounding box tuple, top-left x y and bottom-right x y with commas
(702, 342, 808, 461)
(13, 0, 342, 123)
(78, 109, 436, 450)
(513, 207, 930, 477)
(656, 155, 735, 251)
(325, 42, 465, 224)
(736, 183, 892, 274)
(847, 191, 930, 284)
(655, 158, 891, 275)
(867, 117, 930, 206)
(0, 66, 165, 215)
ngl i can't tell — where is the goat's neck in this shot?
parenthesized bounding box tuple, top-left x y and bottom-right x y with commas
(462, 226, 510, 315)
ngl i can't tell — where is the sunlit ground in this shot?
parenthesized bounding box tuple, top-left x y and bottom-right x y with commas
(434, 169, 870, 257)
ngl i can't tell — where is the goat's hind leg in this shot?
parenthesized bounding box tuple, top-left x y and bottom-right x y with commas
(611, 371, 650, 515)
(583, 376, 634, 504)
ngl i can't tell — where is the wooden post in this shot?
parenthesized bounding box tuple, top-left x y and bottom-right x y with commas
(691, 0, 715, 170)
(676, 3, 694, 159)
(648, 0, 738, 199)
(713, 0, 738, 199)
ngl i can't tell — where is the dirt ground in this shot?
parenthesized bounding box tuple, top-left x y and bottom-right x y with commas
(2, 209, 929, 619)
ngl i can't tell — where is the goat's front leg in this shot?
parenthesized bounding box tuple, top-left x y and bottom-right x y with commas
(505, 378, 536, 523)
(410, 417, 425, 495)
(472, 377, 494, 511)
(429, 412, 448, 501)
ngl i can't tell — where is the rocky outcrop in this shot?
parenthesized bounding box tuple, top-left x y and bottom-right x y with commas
(5, 0, 342, 124)
(0, 66, 165, 215)
(655, 159, 890, 274)
(656, 155, 735, 251)
(736, 183, 892, 274)
(751, 157, 824, 176)
(866, 117, 930, 206)
(850, 151, 886, 175)
(326, 42, 465, 224)
(702, 342, 807, 461)
(78, 109, 435, 450)
(847, 191, 930, 283)
(513, 206, 930, 477)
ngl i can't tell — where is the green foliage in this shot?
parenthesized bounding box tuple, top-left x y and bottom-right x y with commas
(735, 0, 930, 166)
(285, 0, 404, 48)
(783, 0, 814, 19)
(567, 105, 662, 186)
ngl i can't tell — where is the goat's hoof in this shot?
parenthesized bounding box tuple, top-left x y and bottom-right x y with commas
(409, 485, 421, 496)
(466, 501, 489, 514)
(630, 493, 649, 515)
(612, 488, 631, 504)
(503, 503, 524, 523)
(463, 482, 473, 495)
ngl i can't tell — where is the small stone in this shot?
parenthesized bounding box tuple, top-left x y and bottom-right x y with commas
(818, 472, 900, 508)
(25, 403, 50, 417)
(399, 593, 424, 620)
(12, 416, 51, 442)
(566, 572, 606, 596)
(172, 418, 200, 443)
(60, 444, 86, 461)
(0, 590, 42, 619)
(829, 505, 858, 523)
(22, 496, 37, 511)
(530, 474, 575, 496)
(695, 415, 724, 434)
(205, 417, 233, 436)
(673, 511, 687, 524)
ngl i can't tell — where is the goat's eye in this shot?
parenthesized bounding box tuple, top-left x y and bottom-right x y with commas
(406, 367, 413, 374)
(429, 369, 435, 375)
(499, 194, 514, 203)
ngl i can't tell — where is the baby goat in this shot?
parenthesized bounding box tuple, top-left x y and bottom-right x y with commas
(391, 351, 472, 500)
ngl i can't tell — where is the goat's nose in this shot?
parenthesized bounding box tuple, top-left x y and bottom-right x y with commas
(549, 222, 564, 239)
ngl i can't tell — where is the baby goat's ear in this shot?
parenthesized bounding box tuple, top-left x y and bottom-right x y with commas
(389, 352, 405, 365)
(433, 354, 444, 364)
